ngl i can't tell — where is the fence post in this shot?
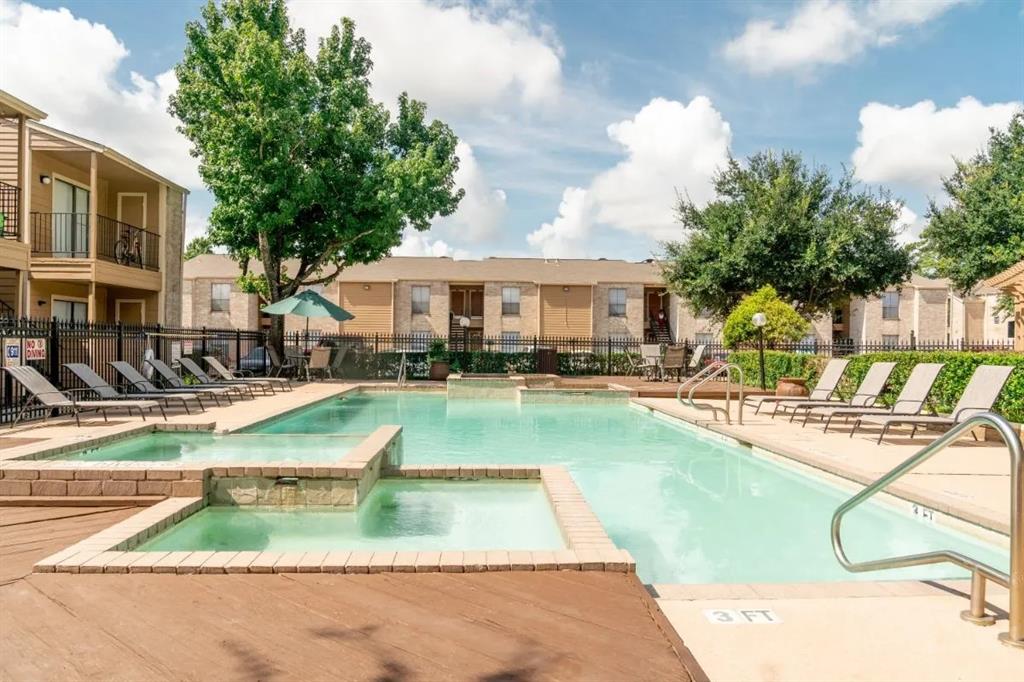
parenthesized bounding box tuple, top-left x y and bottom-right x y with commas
(910, 329, 916, 351)
(116, 320, 124, 363)
(606, 337, 613, 375)
(48, 317, 60, 386)
(374, 332, 379, 355)
(154, 323, 162, 361)
(235, 329, 242, 369)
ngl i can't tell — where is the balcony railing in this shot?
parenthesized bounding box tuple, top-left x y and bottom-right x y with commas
(29, 213, 160, 271)
(30, 212, 89, 258)
(0, 181, 20, 240)
(96, 215, 160, 271)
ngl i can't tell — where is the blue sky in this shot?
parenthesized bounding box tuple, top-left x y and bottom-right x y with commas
(3, 0, 1022, 261)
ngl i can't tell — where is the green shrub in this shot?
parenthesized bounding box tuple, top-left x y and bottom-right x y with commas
(722, 285, 810, 349)
(727, 350, 824, 389)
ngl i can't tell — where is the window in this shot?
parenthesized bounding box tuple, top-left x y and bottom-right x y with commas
(1009, 320, 1016, 339)
(608, 288, 627, 317)
(52, 299, 86, 322)
(694, 332, 715, 345)
(881, 292, 899, 320)
(500, 331, 520, 353)
(501, 287, 520, 316)
(882, 334, 900, 347)
(210, 283, 231, 312)
(411, 286, 430, 314)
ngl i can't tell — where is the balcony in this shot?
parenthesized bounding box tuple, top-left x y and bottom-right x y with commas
(30, 212, 160, 271)
(0, 181, 19, 240)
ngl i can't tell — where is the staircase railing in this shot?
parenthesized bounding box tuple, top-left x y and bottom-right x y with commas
(675, 361, 744, 425)
(831, 412, 1022, 649)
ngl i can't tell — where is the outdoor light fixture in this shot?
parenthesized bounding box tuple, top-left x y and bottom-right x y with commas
(562, 286, 570, 292)
(362, 284, 370, 291)
(458, 315, 471, 354)
(752, 312, 767, 390)
(39, 175, 51, 185)
(459, 316, 470, 328)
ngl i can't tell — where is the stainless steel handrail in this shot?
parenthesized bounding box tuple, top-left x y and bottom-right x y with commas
(675, 361, 744, 425)
(396, 351, 407, 387)
(831, 412, 1022, 649)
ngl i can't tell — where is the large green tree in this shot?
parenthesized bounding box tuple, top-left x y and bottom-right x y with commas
(919, 112, 1024, 297)
(662, 151, 913, 320)
(169, 0, 463, 350)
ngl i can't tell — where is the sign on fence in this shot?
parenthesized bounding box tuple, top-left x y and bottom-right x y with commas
(4, 341, 20, 367)
(170, 342, 182, 364)
(183, 340, 194, 355)
(23, 339, 46, 362)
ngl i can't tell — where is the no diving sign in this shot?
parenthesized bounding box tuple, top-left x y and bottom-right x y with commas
(703, 608, 782, 625)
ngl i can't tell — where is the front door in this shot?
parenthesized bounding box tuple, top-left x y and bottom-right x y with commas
(52, 179, 89, 257)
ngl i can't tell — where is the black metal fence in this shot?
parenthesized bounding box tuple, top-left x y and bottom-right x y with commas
(0, 181, 19, 239)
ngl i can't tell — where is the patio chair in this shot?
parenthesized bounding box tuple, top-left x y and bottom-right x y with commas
(204, 355, 292, 391)
(329, 345, 353, 379)
(64, 362, 196, 416)
(742, 358, 850, 415)
(661, 345, 687, 382)
(803, 362, 945, 435)
(306, 347, 333, 381)
(856, 364, 1014, 444)
(638, 344, 662, 380)
(772, 361, 897, 423)
(683, 344, 707, 377)
(4, 365, 162, 428)
(109, 360, 230, 407)
(266, 344, 297, 378)
(179, 357, 274, 396)
(147, 358, 256, 400)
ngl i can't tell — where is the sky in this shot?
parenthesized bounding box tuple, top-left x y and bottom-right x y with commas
(1, 0, 1021, 262)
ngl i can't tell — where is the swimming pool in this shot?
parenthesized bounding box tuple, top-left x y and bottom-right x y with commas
(254, 392, 1009, 584)
(138, 479, 564, 552)
(60, 432, 360, 463)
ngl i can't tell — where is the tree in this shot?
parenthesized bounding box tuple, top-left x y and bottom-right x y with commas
(721, 286, 809, 349)
(919, 112, 1024, 304)
(662, 151, 913, 320)
(184, 235, 215, 261)
(169, 0, 463, 351)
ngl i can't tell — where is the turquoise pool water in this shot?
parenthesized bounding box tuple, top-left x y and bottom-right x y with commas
(61, 433, 359, 463)
(255, 392, 1010, 584)
(138, 480, 564, 552)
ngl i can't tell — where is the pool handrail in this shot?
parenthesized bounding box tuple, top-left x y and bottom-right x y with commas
(675, 361, 744, 425)
(830, 412, 1023, 649)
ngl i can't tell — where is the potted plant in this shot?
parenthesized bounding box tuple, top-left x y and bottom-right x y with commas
(427, 339, 450, 381)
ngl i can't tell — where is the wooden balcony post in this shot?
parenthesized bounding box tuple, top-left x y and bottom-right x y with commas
(88, 152, 98, 260)
(18, 115, 31, 317)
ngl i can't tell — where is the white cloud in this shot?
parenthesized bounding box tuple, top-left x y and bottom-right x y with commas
(526, 187, 591, 258)
(431, 142, 507, 243)
(723, 0, 968, 76)
(852, 97, 1022, 191)
(0, 2, 200, 188)
(391, 228, 469, 260)
(527, 96, 732, 255)
(894, 205, 925, 244)
(287, 0, 563, 114)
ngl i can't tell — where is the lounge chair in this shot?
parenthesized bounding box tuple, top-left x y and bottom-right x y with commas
(64, 362, 194, 416)
(661, 345, 687, 382)
(743, 358, 850, 415)
(857, 364, 1014, 444)
(774, 361, 897, 423)
(638, 344, 662, 380)
(204, 355, 292, 391)
(329, 345, 353, 378)
(684, 344, 707, 377)
(109, 360, 230, 407)
(804, 362, 944, 434)
(147, 358, 255, 400)
(4, 365, 162, 427)
(178, 357, 274, 396)
(266, 344, 297, 378)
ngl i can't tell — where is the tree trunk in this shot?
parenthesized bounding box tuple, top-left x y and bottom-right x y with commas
(268, 309, 286, 361)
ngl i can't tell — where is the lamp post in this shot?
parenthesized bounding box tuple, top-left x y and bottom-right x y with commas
(752, 312, 767, 390)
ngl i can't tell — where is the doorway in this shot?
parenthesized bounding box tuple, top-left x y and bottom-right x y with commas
(116, 299, 145, 326)
(52, 178, 89, 257)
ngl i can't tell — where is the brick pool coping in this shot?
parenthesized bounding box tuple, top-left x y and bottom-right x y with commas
(34, 465, 635, 575)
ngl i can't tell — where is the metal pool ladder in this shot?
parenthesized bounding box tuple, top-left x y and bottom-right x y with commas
(675, 361, 744, 425)
(830, 412, 1023, 649)
(396, 352, 408, 388)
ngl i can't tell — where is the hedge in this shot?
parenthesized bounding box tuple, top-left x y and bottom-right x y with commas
(729, 350, 1024, 422)
(344, 349, 641, 379)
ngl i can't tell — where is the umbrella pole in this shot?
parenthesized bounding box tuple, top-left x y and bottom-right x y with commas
(305, 317, 310, 352)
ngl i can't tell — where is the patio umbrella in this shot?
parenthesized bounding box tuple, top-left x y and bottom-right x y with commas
(261, 289, 354, 339)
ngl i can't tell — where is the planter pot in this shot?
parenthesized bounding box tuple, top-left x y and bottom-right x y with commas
(775, 377, 808, 397)
(429, 360, 450, 381)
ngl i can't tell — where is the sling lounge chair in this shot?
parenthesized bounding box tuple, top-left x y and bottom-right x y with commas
(803, 362, 944, 434)
(743, 358, 850, 415)
(109, 360, 229, 407)
(684, 344, 707, 377)
(661, 345, 687, 382)
(774, 361, 897, 423)
(148, 358, 255, 400)
(857, 364, 1014, 444)
(64, 362, 190, 416)
(204, 355, 292, 391)
(4, 365, 161, 427)
(179, 357, 273, 396)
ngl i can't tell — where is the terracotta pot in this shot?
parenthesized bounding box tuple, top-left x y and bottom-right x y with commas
(775, 377, 808, 397)
(429, 361, 450, 381)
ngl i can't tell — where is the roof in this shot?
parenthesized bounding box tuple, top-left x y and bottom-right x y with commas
(27, 121, 189, 194)
(184, 254, 665, 285)
(0, 89, 47, 120)
(984, 259, 1024, 290)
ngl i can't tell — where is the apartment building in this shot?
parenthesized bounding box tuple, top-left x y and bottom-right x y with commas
(0, 90, 187, 325)
(985, 260, 1023, 351)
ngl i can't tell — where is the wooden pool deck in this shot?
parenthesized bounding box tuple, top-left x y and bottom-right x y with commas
(0, 505, 705, 681)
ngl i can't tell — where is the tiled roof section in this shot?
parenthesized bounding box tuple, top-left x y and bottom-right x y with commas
(984, 259, 1024, 289)
(184, 254, 666, 285)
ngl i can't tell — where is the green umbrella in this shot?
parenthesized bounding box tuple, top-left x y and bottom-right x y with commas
(261, 290, 354, 339)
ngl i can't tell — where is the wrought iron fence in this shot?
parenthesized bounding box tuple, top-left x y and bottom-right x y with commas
(0, 181, 19, 239)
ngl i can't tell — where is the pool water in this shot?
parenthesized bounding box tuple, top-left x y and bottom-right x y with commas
(138, 480, 564, 552)
(255, 392, 1010, 584)
(61, 432, 360, 463)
